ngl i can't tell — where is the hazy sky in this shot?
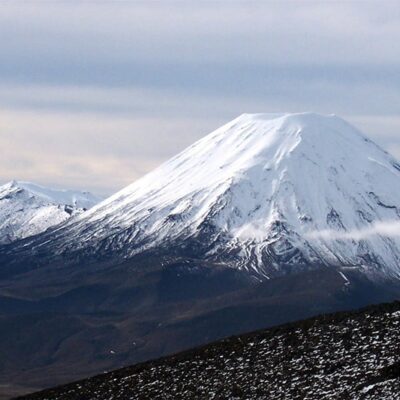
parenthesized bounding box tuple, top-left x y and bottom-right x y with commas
(0, 1, 399, 195)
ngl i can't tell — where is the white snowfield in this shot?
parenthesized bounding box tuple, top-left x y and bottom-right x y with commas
(20, 113, 400, 280)
(0, 180, 101, 244)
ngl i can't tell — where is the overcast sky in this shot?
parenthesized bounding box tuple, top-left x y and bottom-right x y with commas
(0, 1, 399, 195)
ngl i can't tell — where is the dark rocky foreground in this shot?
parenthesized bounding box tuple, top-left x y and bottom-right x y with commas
(17, 301, 400, 400)
(4, 250, 400, 400)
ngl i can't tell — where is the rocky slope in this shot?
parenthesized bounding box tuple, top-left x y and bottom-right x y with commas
(0, 180, 101, 244)
(18, 301, 400, 400)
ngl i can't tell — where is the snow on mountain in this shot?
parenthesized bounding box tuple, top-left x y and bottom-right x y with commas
(0, 180, 101, 244)
(13, 181, 102, 210)
(9, 113, 400, 280)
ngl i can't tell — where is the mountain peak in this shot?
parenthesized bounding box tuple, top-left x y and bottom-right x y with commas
(236, 111, 343, 127)
(0, 180, 102, 244)
(238, 111, 335, 121)
(1, 180, 102, 209)
(4, 114, 400, 281)
(232, 112, 372, 146)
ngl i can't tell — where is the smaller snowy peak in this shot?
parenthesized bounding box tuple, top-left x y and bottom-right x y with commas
(0, 180, 102, 244)
(1, 180, 101, 209)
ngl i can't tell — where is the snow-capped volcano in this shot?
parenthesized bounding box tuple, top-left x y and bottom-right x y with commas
(6, 113, 400, 280)
(0, 180, 101, 244)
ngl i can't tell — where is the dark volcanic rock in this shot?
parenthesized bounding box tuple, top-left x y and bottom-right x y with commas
(17, 302, 400, 400)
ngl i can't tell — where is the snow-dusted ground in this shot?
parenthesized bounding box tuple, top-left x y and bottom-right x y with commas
(21, 302, 400, 400)
(0, 180, 101, 244)
(21, 112, 400, 281)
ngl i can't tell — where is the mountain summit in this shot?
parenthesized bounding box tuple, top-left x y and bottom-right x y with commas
(0, 180, 101, 244)
(4, 113, 400, 280)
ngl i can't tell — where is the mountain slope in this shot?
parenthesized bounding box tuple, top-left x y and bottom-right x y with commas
(18, 301, 400, 400)
(5, 113, 400, 280)
(0, 181, 101, 244)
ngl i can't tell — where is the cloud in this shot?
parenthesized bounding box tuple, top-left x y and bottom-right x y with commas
(0, 1, 400, 92)
(306, 221, 400, 241)
(0, 2, 399, 193)
(1, 1, 399, 69)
